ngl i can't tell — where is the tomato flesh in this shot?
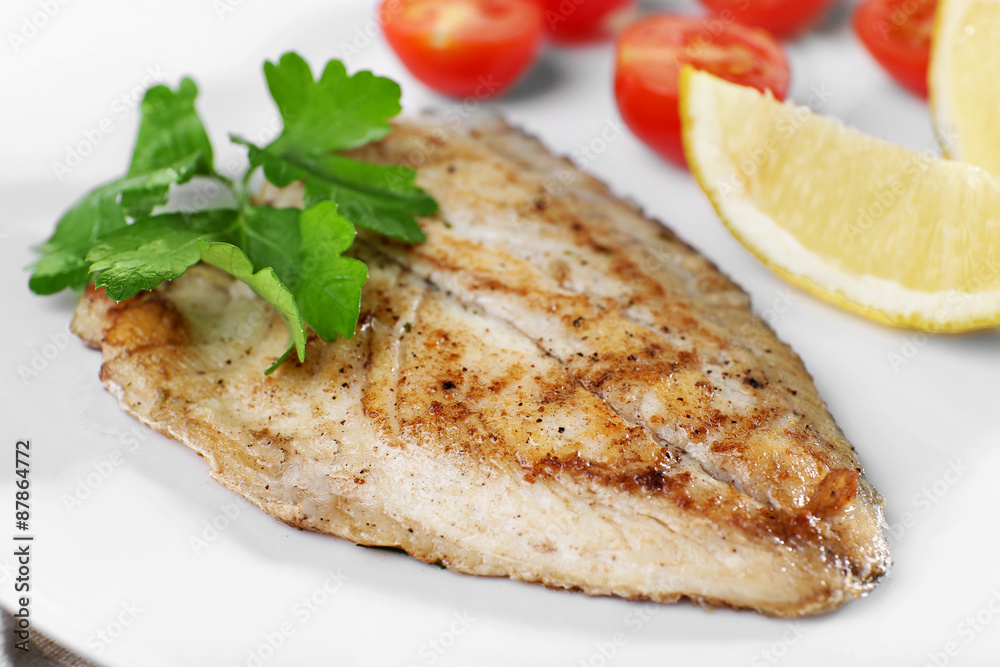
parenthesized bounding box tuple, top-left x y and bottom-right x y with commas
(699, 0, 838, 39)
(614, 14, 790, 167)
(535, 0, 637, 44)
(854, 0, 935, 98)
(379, 0, 544, 98)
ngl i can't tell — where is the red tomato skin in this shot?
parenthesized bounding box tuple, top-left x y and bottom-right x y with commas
(613, 15, 790, 168)
(699, 0, 838, 40)
(537, 0, 636, 44)
(853, 0, 934, 98)
(379, 0, 544, 98)
(614, 69, 687, 166)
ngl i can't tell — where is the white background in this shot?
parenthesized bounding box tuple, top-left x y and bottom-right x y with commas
(2, 0, 1000, 665)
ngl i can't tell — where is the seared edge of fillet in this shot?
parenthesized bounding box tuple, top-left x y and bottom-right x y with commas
(72, 115, 889, 617)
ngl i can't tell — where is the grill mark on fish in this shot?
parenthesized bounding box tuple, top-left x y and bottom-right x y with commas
(347, 130, 855, 511)
(345, 228, 868, 570)
(357, 119, 886, 579)
(359, 240, 720, 484)
(365, 231, 833, 514)
(73, 115, 890, 617)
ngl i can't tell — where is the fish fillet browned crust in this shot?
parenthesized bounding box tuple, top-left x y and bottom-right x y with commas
(71, 115, 889, 617)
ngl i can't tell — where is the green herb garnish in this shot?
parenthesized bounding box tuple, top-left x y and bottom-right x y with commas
(29, 52, 435, 373)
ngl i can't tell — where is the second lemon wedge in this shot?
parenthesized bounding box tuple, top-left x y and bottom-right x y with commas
(929, 0, 1000, 174)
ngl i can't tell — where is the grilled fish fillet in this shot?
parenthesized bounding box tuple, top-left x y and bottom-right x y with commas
(72, 115, 889, 617)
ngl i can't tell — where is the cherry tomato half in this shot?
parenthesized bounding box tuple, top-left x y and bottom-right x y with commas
(854, 0, 935, 98)
(379, 0, 544, 98)
(534, 0, 637, 45)
(699, 0, 838, 40)
(614, 14, 790, 167)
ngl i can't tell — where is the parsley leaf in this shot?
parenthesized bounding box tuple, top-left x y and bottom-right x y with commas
(29, 188, 127, 295)
(127, 78, 214, 177)
(31, 78, 213, 294)
(234, 206, 303, 289)
(301, 155, 433, 243)
(29, 155, 202, 294)
(264, 54, 400, 156)
(296, 202, 368, 341)
(232, 51, 434, 243)
(29, 53, 434, 372)
(198, 240, 306, 364)
(121, 78, 215, 216)
(235, 139, 431, 242)
(87, 209, 235, 300)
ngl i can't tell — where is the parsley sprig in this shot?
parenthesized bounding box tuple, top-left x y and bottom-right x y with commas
(29, 53, 435, 373)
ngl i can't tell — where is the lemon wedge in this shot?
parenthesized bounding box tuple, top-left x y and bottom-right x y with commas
(929, 0, 1000, 174)
(680, 66, 1000, 331)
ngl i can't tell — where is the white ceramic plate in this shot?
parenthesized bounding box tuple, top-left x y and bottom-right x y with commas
(3, 0, 1000, 664)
